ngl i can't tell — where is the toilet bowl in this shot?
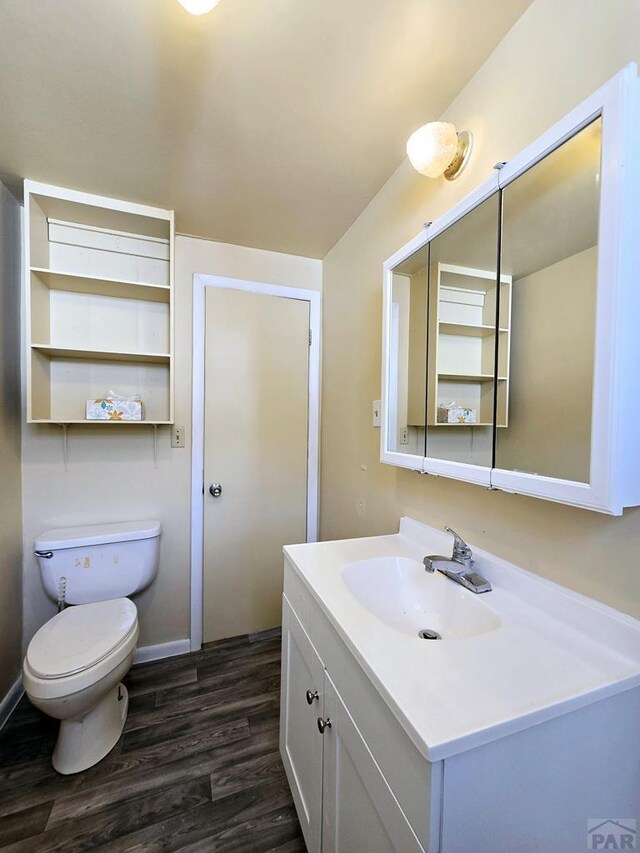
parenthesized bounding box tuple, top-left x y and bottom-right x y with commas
(23, 598, 139, 775)
(23, 519, 160, 775)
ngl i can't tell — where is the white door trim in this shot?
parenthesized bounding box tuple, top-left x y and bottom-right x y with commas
(190, 273, 321, 651)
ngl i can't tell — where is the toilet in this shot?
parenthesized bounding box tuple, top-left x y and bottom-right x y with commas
(22, 520, 161, 775)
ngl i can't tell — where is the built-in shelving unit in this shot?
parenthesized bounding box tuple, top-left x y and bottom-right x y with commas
(428, 263, 512, 428)
(25, 181, 175, 425)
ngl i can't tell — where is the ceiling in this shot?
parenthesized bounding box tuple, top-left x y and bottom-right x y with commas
(0, 0, 531, 258)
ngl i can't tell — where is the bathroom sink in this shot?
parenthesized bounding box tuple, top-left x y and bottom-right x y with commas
(285, 517, 640, 761)
(341, 556, 501, 639)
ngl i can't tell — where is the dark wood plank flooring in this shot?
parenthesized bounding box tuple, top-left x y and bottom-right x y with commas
(0, 628, 306, 852)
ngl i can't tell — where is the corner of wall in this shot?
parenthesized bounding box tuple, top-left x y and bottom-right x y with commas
(0, 180, 24, 704)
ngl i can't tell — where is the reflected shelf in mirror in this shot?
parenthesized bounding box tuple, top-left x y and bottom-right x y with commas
(438, 322, 509, 337)
(437, 373, 507, 382)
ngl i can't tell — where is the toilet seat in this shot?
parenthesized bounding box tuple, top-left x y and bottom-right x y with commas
(23, 599, 138, 700)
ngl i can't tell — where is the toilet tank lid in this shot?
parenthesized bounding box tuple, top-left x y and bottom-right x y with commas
(35, 520, 162, 551)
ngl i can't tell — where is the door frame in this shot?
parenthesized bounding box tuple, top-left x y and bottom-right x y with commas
(190, 273, 321, 651)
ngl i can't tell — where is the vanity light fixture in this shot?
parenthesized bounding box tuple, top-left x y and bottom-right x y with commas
(176, 0, 220, 14)
(406, 122, 473, 181)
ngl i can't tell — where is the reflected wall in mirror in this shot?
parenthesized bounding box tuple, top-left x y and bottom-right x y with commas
(496, 117, 601, 483)
(426, 192, 505, 468)
(388, 243, 428, 456)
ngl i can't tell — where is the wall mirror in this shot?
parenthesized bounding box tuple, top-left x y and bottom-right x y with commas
(382, 64, 640, 513)
(495, 118, 601, 483)
(426, 192, 506, 470)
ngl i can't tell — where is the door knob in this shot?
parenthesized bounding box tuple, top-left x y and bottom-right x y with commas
(306, 689, 319, 705)
(208, 483, 223, 498)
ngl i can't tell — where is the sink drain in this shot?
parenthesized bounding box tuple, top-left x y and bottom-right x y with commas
(418, 628, 441, 640)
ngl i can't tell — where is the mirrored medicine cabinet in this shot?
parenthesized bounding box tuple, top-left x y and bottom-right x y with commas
(381, 64, 640, 514)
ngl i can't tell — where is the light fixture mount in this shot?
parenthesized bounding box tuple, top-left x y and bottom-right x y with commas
(443, 130, 473, 181)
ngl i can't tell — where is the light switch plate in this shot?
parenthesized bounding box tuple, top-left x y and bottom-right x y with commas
(373, 400, 381, 428)
(172, 425, 186, 448)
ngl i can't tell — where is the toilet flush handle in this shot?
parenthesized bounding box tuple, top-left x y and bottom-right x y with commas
(34, 549, 54, 559)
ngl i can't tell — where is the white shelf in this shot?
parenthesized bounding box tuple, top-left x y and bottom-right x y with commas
(438, 322, 509, 337)
(30, 419, 172, 425)
(432, 422, 508, 428)
(429, 265, 513, 434)
(31, 267, 171, 303)
(31, 344, 170, 365)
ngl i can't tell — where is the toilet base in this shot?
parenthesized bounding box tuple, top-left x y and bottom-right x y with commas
(52, 683, 129, 775)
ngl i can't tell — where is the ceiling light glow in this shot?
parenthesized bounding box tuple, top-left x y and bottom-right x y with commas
(177, 0, 220, 15)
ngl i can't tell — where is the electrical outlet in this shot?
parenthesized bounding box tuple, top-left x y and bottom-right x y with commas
(400, 426, 409, 445)
(171, 425, 186, 448)
(372, 400, 381, 427)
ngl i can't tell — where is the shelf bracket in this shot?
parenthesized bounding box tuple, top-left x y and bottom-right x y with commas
(152, 424, 159, 468)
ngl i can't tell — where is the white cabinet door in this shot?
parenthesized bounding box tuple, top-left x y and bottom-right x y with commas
(280, 597, 324, 853)
(321, 672, 425, 853)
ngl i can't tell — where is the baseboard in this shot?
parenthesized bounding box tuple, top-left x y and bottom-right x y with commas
(0, 675, 24, 732)
(133, 639, 192, 665)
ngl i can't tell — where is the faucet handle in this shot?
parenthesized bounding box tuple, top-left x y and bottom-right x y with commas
(444, 526, 473, 563)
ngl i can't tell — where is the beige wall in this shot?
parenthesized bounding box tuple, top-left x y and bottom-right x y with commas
(320, 0, 640, 619)
(0, 182, 23, 700)
(21, 235, 321, 650)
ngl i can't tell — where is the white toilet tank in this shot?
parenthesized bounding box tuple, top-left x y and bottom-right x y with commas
(34, 520, 161, 605)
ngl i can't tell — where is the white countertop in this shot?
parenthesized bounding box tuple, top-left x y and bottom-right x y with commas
(284, 518, 640, 762)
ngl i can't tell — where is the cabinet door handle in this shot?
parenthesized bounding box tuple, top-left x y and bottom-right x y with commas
(317, 716, 332, 734)
(306, 689, 319, 705)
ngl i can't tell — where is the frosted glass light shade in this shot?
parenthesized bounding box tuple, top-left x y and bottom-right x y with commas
(177, 0, 220, 14)
(406, 122, 473, 180)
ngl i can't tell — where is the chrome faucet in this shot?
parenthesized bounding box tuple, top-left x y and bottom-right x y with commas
(423, 527, 491, 594)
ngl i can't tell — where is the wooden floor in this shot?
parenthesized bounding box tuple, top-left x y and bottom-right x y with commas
(0, 629, 306, 852)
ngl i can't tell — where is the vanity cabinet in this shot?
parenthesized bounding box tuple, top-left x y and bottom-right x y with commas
(381, 64, 640, 514)
(280, 599, 426, 853)
(281, 551, 640, 853)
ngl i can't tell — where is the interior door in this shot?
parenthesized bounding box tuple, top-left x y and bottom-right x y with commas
(203, 286, 309, 642)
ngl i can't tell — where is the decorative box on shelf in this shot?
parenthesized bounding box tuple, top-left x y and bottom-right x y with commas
(437, 403, 476, 424)
(86, 393, 143, 421)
